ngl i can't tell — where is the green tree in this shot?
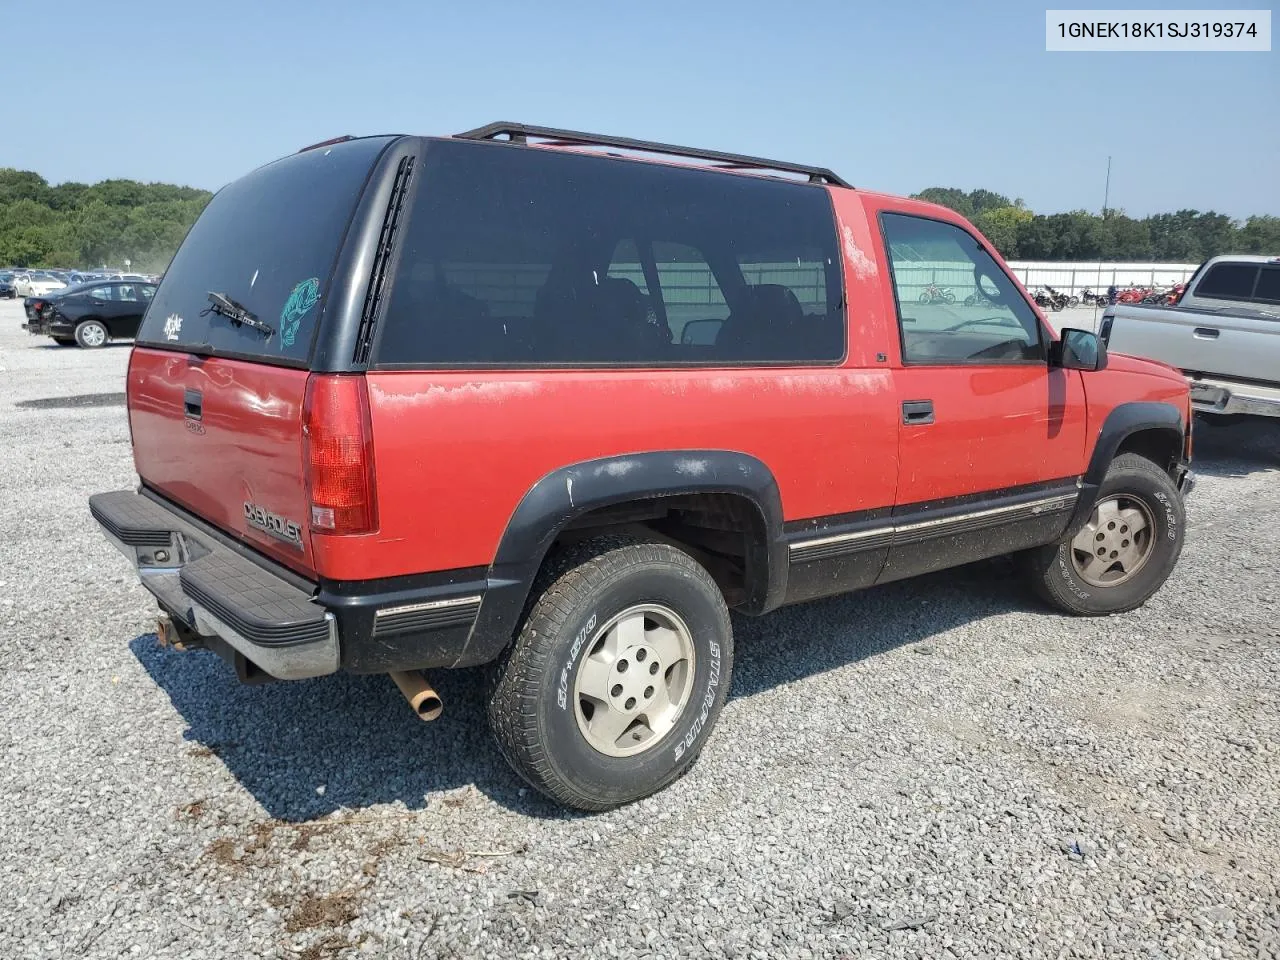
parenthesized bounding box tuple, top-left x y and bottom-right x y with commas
(1237, 215, 1280, 254)
(974, 205, 1032, 258)
(0, 167, 211, 269)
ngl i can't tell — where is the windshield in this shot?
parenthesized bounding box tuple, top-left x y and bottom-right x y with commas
(136, 136, 393, 364)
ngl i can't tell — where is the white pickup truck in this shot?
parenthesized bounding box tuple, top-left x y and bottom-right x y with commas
(1101, 254, 1280, 420)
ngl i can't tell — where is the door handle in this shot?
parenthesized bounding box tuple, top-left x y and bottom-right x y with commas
(1193, 327, 1219, 339)
(183, 389, 202, 420)
(902, 399, 935, 425)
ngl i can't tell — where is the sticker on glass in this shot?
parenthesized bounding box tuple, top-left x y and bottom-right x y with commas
(280, 278, 320, 349)
(164, 314, 183, 341)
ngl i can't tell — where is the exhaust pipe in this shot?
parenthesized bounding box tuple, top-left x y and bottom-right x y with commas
(389, 670, 443, 722)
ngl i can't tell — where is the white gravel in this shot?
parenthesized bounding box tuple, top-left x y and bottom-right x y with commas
(1, 298, 1277, 959)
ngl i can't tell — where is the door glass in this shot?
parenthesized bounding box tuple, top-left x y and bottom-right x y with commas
(881, 213, 1043, 364)
(89, 286, 113, 300)
(117, 284, 139, 302)
(1195, 263, 1258, 301)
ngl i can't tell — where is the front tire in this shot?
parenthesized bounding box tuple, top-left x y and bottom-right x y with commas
(74, 320, 108, 348)
(1024, 453, 1184, 616)
(488, 538, 733, 810)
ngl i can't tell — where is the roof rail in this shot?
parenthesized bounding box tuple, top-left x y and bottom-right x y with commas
(454, 122, 851, 188)
(297, 135, 355, 153)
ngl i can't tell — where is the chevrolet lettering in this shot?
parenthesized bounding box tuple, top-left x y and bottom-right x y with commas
(243, 502, 303, 547)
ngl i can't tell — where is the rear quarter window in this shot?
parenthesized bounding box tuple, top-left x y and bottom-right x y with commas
(373, 139, 844, 367)
(137, 136, 393, 365)
(1253, 266, 1280, 305)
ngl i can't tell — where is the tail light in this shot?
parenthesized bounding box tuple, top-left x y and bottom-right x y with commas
(302, 374, 378, 536)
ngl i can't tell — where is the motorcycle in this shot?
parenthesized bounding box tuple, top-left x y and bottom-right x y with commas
(1033, 286, 1069, 312)
(963, 289, 995, 307)
(1080, 288, 1107, 307)
(918, 283, 956, 305)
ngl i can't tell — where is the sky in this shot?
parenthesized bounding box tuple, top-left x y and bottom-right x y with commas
(3, 0, 1276, 218)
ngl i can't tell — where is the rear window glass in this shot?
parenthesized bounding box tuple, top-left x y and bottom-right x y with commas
(374, 139, 844, 366)
(137, 137, 392, 363)
(1194, 263, 1258, 301)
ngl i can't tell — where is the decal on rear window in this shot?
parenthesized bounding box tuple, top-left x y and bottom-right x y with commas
(164, 314, 183, 341)
(280, 277, 320, 349)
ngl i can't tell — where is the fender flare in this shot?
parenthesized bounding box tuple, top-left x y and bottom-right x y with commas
(1066, 400, 1185, 534)
(456, 450, 787, 667)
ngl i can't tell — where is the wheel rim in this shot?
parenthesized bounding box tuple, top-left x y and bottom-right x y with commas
(81, 323, 105, 346)
(1070, 495, 1156, 587)
(572, 603, 696, 758)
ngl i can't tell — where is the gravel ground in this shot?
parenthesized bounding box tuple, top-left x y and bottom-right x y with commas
(1, 298, 1277, 959)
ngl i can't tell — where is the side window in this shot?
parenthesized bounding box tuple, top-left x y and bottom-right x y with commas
(1195, 263, 1258, 301)
(881, 213, 1043, 365)
(117, 284, 139, 302)
(375, 140, 844, 366)
(140, 285, 157, 300)
(1253, 266, 1280, 306)
(89, 286, 113, 301)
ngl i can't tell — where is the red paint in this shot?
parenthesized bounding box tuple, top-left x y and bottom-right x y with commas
(125, 172, 1189, 585)
(128, 349, 317, 574)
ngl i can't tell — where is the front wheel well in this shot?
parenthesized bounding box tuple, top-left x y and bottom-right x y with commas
(1114, 427, 1183, 477)
(547, 493, 770, 610)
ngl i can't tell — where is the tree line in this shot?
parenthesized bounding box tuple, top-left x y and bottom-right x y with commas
(0, 168, 211, 273)
(911, 187, 1280, 263)
(3, 165, 1276, 272)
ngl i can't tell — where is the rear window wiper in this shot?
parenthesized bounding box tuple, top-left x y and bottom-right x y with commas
(203, 292, 275, 337)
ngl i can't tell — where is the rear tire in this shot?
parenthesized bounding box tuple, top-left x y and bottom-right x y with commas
(488, 538, 733, 810)
(1024, 453, 1184, 616)
(74, 320, 108, 348)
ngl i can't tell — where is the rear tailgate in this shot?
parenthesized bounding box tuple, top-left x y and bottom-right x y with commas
(128, 349, 315, 572)
(127, 135, 396, 576)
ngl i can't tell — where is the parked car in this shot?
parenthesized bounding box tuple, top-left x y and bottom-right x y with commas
(13, 272, 67, 298)
(0, 272, 15, 299)
(89, 123, 1195, 810)
(1101, 254, 1280, 420)
(22, 279, 156, 347)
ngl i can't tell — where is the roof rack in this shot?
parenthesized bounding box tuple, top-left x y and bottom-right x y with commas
(454, 122, 851, 188)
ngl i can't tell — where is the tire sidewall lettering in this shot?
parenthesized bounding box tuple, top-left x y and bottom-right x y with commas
(674, 638, 721, 762)
(557, 611, 598, 710)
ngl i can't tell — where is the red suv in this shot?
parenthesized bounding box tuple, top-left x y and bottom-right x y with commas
(91, 123, 1195, 810)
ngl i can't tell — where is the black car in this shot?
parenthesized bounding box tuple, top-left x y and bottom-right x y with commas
(22, 280, 157, 347)
(0, 272, 15, 299)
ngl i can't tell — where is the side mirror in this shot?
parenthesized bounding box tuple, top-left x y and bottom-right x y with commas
(1050, 327, 1108, 371)
(680, 318, 723, 346)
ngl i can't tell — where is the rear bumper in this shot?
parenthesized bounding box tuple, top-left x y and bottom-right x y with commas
(89, 489, 494, 678)
(1189, 377, 1280, 419)
(89, 490, 339, 680)
(22, 319, 72, 337)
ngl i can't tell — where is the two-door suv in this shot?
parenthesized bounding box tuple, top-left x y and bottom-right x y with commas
(91, 124, 1195, 810)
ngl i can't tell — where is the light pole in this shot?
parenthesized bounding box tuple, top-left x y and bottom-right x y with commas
(1102, 156, 1112, 218)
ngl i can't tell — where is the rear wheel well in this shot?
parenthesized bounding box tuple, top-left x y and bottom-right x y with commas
(547, 493, 769, 609)
(1114, 427, 1182, 477)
